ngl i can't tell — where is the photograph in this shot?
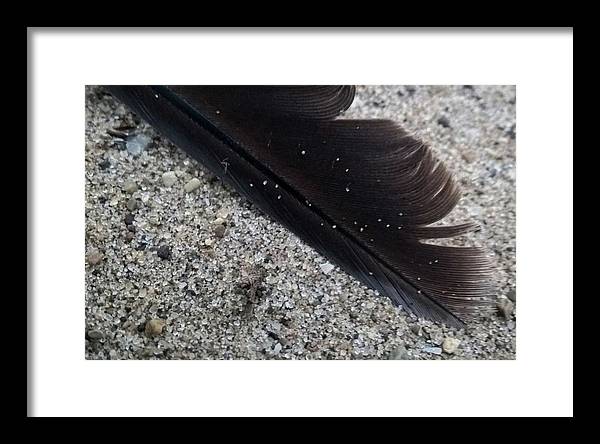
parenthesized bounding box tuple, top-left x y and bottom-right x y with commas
(84, 85, 516, 360)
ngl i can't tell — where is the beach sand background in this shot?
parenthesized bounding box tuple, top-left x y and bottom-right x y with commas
(84, 85, 516, 360)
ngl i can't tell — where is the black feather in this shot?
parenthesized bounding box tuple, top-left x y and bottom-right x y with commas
(106, 85, 495, 327)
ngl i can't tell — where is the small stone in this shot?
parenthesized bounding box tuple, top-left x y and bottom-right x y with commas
(429, 331, 444, 345)
(213, 224, 226, 238)
(389, 344, 410, 360)
(125, 231, 135, 242)
(319, 262, 335, 274)
(142, 347, 156, 357)
(442, 337, 461, 354)
(124, 213, 135, 225)
(86, 249, 103, 265)
(157, 245, 172, 260)
(145, 319, 166, 337)
(87, 329, 104, 340)
(161, 171, 177, 187)
(98, 159, 110, 170)
(497, 297, 514, 319)
(184, 177, 201, 193)
(506, 124, 516, 140)
(437, 116, 451, 128)
(507, 320, 516, 330)
(462, 151, 477, 164)
(213, 218, 226, 226)
(200, 246, 216, 258)
(273, 343, 282, 354)
(107, 128, 130, 139)
(123, 180, 138, 194)
(126, 197, 137, 211)
(122, 320, 135, 331)
(126, 133, 151, 155)
(216, 208, 230, 219)
(507, 289, 516, 302)
(204, 239, 214, 247)
(423, 346, 443, 355)
(410, 324, 422, 336)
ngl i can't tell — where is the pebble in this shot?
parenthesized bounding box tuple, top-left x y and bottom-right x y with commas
(442, 337, 461, 354)
(184, 178, 202, 193)
(126, 133, 151, 155)
(423, 346, 443, 355)
(437, 116, 451, 128)
(462, 151, 477, 164)
(124, 213, 135, 225)
(86, 249, 103, 265)
(319, 262, 335, 274)
(162, 171, 177, 187)
(98, 159, 111, 170)
(145, 319, 166, 337)
(142, 347, 156, 357)
(113, 140, 127, 151)
(126, 197, 138, 211)
(213, 218, 226, 226)
(389, 344, 410, 360)
(273, 343, 282, 354)
(87, 329, 104, 340)
(123, 180, 138, 194)
(201, 246, 216, 258)
(497, 297, 514, 319)
(213, 224, 226, 238)
(410, 324, 422, 336)
(157, 245, 172, 260)
(507, 289, 516, 302)
(122, 320, 135, 330)
(216, 208, 230, 219)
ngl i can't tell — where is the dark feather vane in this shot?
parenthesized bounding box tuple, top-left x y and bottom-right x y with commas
(107, 85, 495, 327)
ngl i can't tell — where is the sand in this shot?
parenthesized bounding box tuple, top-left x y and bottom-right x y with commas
(84, 85, 516, 360)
